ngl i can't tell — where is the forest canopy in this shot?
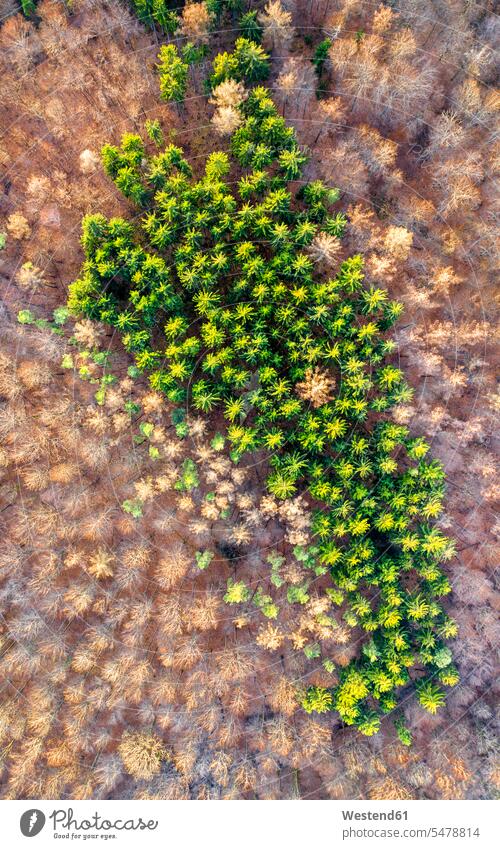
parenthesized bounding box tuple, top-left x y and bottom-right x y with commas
(68, 43, 459, 737)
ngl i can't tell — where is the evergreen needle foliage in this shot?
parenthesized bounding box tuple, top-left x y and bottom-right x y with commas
(129, 0, 180, 34)
(68, 45, 458, 737)
(128, 0, 244, 35)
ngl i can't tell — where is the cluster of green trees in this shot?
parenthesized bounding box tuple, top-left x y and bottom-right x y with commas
(128, 0, 180, 34)
(156, 35, 269, 105)
(129, 0, 244, 34)
(68, 37, 458, 737)
(15, 0, 243, 28)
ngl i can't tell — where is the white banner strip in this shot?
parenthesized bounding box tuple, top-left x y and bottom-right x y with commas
(2, 798, 497, 849)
